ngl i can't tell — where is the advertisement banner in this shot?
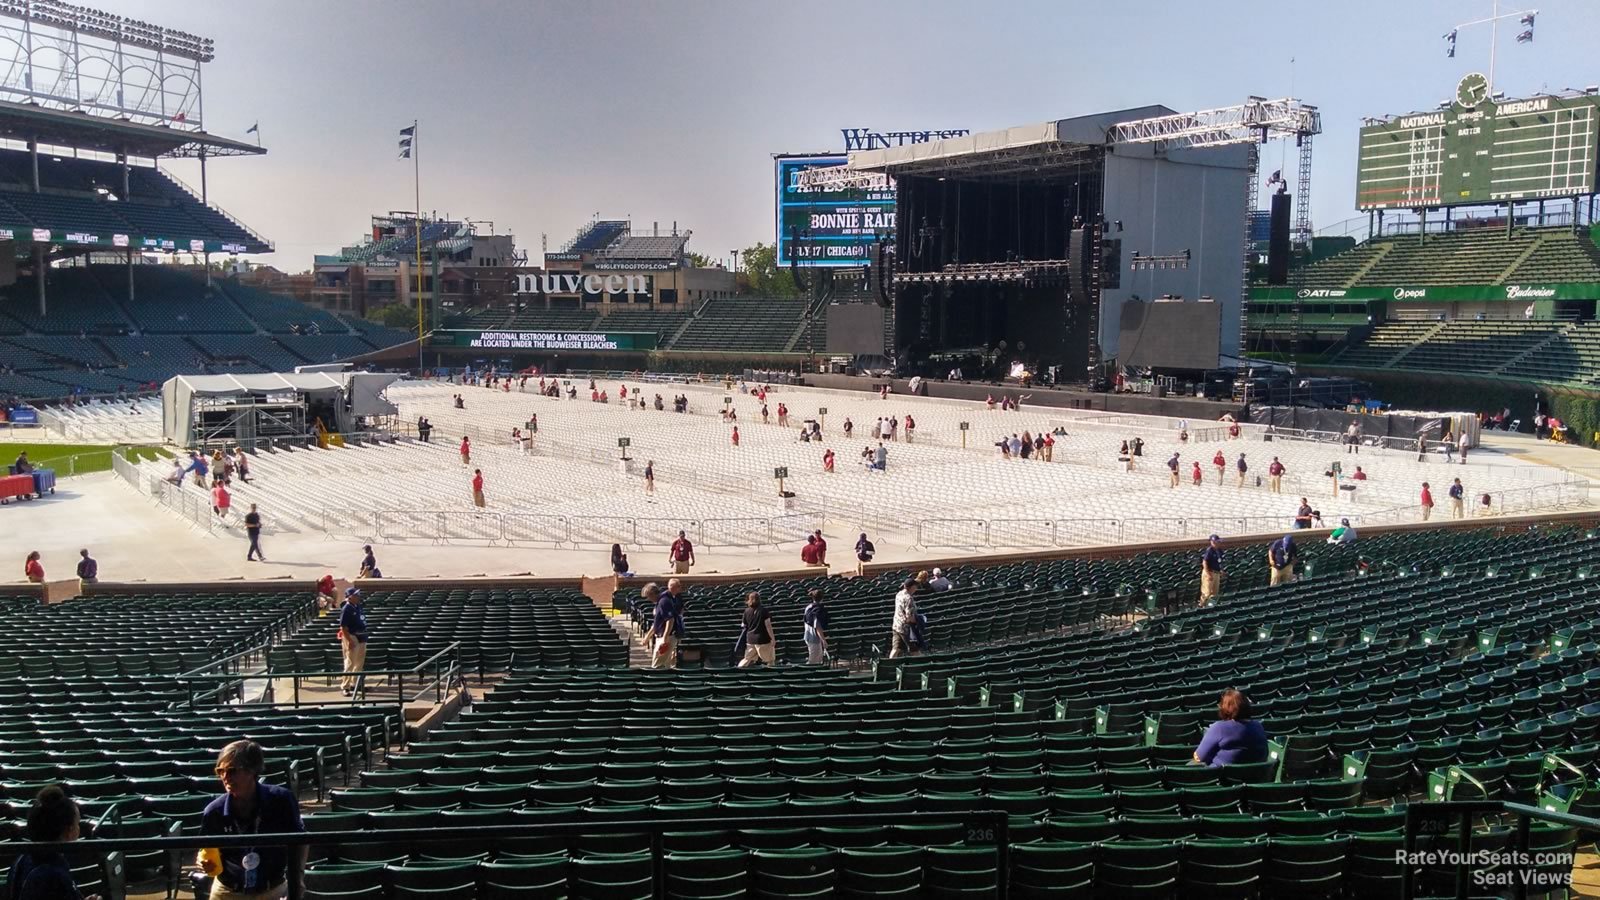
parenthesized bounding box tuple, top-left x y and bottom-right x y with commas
(775, 155, 895, 268)
(1251, 284, 1600, 302)
(430, 330, 659, 351)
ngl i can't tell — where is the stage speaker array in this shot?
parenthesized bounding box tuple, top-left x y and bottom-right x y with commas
(1267, 192, 1291, 285)
(1068, 228, 1089, 300)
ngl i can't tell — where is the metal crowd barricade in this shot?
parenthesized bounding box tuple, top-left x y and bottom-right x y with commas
(916, 518, 989, 549)
(983, 519, 1058, 548)
(439, 510, 504, 544)
(501, 513, 571, 546)
(700, 516, 774, 548)
(634, 518, 701, 548)
(569, 516, 638, 548)
(1054, 518, 1123, 547)
(377, 510, 445, 542)
(320, 508, 378, 540)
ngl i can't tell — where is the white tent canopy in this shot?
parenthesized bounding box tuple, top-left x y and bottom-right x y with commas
(162, 372, 401, 447)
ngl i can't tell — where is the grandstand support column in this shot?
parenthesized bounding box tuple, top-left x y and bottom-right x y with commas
(126, 248, 134, 304)
(199, 149, 213, 287)
(32, 245, 44, 316)
(27, 139, 38, 191)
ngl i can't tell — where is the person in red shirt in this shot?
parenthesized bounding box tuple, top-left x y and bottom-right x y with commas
(904, 414, 915, 444)
(778, 403, 788, 427)
(1352, 466, 1367, 481)
(1420, 482, 1434, 521)
(1212, 450, 1226, 485)
(800, 535, 822, 566)
(1267, 457, 1285, 494)
(472, 469, 486, 507)
(812, 530, 828, 565)
(460, 436, 471, 465)
(1228, 421, 1241, 439)
(823, 449, 835, 473)
(1191, 461, 1203, 486)
(212, 481, 231, 519)
(316, 574, 337, 610)
(1042, 432, 1054, 462)
(731, 426, 740, 447)
(669, 531, 695, 574)
(23, 550, 43, 583)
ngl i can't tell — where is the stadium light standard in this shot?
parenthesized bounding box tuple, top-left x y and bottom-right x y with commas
(731, 249, 740, 275)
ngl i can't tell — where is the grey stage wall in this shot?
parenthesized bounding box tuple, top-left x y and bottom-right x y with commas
(825, 302, 887, 356)
(1246, 406, 1449, 441)
(1116, 300, 1223, 370)
(1060, 108, 1250, 366)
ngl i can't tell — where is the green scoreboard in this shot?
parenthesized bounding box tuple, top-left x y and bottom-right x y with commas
(1356, 73, 1600, 210)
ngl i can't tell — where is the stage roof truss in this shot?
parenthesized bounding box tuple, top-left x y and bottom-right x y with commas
(1106, 98, 1321, 149)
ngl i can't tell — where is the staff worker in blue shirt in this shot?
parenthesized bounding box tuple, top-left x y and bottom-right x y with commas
(338, 588, 368, 696)
(199, 740, 305, 899)
(1200, 534, 1225, 605)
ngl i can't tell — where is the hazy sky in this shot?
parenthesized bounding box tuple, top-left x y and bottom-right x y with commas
(82, 0, 1600, 270)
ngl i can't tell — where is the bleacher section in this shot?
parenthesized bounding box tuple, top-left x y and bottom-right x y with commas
(502, 309, 601, 331)
(0, 149, 265, 251)
(563, 220, 629, 252)
(267, 525, 1600, 897)
(672, 298, 807, 352)
(1269, 226, 1600, 292)
(0, 267, 414, 397)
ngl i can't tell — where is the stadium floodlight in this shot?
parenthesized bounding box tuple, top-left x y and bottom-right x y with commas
(0, 0, 214, 61)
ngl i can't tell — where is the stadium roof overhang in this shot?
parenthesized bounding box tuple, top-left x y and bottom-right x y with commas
(0, 99, 263, 158)
(846, 122, 1104, 184)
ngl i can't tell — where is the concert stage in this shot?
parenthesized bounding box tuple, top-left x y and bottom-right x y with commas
(827, 103, 1314, 383)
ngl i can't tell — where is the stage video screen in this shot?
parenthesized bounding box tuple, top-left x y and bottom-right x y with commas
(775, 155, 895, 267)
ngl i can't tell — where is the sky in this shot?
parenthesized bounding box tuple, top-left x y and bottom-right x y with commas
(78, 0, 1600, 271)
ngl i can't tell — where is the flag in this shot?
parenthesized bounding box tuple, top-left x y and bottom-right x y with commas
(245, 122, 258, 135)
(399, 125, 415, 137)
(399, 148, 411, 159)
(1516, 29, 1533, 43)
(1444, 29, 1457, 57)
(1520, 12, 1535, 27)
(399, 124, 415, 159)
(1266, 169, 1283, 186)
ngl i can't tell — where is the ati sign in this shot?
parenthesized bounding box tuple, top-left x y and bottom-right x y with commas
(431, 330, 659, 351)
(516, 273, 651, 295)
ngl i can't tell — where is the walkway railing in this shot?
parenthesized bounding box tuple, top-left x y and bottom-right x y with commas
(912, 483, 1584, 549)
(344, 510, 822, 549)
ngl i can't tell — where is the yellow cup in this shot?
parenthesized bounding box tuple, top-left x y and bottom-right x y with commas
(198, 847, 222, 877)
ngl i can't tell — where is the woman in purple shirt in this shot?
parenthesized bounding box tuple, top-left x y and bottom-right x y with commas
(1193, 689, 1269, 767)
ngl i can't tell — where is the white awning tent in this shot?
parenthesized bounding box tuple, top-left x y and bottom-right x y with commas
(162, 372, 400, 447)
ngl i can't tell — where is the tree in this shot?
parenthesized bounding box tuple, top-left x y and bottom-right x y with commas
(686, 252, 715, 270)
(737, 242, 799, 298)
(370, 304, 418, 329)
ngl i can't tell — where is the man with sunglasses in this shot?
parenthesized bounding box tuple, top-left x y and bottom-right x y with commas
(199, 740, 305, 899)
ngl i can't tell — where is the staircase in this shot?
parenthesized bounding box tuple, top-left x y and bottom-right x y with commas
(1384, 321, 1446, 367)
(1494, 233, 1549, 283)
(1342, 242, 1392, 289)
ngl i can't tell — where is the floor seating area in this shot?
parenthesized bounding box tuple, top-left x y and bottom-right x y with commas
(274, 525, 1600, 897)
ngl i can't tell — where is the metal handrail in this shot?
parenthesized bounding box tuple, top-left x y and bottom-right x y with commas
(1403, 800, 1598, 900)
(4, 810, 1012, 900)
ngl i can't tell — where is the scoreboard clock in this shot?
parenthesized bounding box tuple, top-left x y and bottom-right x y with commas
(1356, 74, 1600, 209)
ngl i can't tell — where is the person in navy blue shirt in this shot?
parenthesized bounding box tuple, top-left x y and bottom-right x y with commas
(1268, 534, 1298, 586)
(200, 740, 304, 899)
(642, 581, 683, 670)
(337, 588, 368, 696)
(803, 589, 830, 665)
(1200, 534, 1225, 605)
(1194, 689, 1269, 767)
(8, 785, 93, 900)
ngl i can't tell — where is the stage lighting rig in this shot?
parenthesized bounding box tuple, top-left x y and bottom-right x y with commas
(1128, 250, 1191, 271)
